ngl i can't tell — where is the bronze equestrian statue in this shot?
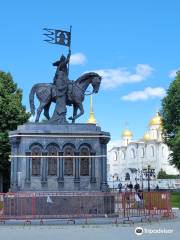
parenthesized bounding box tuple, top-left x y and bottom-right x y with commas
(29, 52, 102, 124)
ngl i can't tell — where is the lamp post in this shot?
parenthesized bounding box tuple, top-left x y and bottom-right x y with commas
(112, 175, 114, 192)
(136, 169, 144, 191)
(140, 169, 144, 191)
(147, 165, 151, 192)
(143, 165, 155, 192)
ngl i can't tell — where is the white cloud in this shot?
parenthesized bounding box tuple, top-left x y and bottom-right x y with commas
(93, 64, 154, 89)
(70, 53, 86, 65)
(121, 87, 166, 101)
(169, 69, 178, 78)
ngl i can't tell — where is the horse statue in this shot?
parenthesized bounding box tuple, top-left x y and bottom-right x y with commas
(29, 72, 102, 123)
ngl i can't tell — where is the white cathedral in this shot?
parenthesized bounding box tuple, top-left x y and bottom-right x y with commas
(107, 112, 179, 188)
(86, 97, 179, 189)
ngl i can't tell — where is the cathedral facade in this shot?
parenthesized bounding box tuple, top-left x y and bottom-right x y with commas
(107, 113, 178, 187)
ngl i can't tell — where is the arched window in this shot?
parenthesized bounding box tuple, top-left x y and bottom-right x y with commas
(47, 145, 58, 176)
(80, 147, 90, 176)
(150, 146, 155, 157)
(64, 146, 74, 176)
(131, 148, 135, 158)
(125, 172, 130, 181)
(114, 173, 119, 181)
(139, 148, 144, 157)
(120, 151, 125, 160)
(113, 151, 118, 161)
(31, 145, 42, 176)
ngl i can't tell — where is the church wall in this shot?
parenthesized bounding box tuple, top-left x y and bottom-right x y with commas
(108, 139, 179, 184)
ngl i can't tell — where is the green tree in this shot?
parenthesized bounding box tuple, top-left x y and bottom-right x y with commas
(157, 169, 179, 179)
(0, 71, 30, 192)
(157, 169, 168, 179)
(161, 71, 180, 170)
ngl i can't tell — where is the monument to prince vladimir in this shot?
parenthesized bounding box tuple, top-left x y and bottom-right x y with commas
(9, 27, 110, 192)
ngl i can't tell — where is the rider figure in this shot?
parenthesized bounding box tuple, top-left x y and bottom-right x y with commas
(50, 50, 71, 123)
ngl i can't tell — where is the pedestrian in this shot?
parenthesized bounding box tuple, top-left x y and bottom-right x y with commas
(135, 190, 144, 208)
(118, 182, 122, 192)
(128, 182, 133, 192)
(134, 182, 140, 192)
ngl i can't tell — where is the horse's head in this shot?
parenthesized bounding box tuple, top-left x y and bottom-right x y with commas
(75, 72, 102, 94)
(91, 74, 102, 93)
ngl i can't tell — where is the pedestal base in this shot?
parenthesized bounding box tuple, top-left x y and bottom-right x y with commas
(9, 123, 110, 192)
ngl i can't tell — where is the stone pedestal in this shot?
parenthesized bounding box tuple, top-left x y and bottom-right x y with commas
(9, 123, 110, 192)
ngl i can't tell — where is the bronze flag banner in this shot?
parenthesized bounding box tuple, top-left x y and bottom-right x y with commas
(43, 28, 71, 47)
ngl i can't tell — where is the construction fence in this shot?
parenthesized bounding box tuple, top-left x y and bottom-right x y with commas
(0, 191, 173, 221)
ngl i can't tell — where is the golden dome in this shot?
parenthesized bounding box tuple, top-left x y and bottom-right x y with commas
(149, 112, 162, 126)
(143, 132, 151, 141)
(122, 129, 133, 137)
(87, 95, 97, 124)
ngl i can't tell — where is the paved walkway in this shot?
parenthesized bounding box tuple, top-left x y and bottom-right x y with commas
(0, 210, 179, 240)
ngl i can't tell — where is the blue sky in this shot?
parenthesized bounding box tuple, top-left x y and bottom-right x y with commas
(0, 0, 179, 141)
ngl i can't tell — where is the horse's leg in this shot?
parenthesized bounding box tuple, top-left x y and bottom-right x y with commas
(44, 101, 51, 120)
(71, 103, 84, 121)
(35, 102, 45, 122)
(68, 105, 77, 122)
(72, 105, 78, 123)
(68, 105, 78, 122)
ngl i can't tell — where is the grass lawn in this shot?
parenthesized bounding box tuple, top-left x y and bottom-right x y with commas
(171, 192, 180, 208)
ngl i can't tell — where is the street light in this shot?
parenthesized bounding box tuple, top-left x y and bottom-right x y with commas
(143, 165, 155, 192)
(112, 175, 115, 192)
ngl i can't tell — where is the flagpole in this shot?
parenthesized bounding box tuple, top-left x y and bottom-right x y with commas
(67, 25, 72, 76)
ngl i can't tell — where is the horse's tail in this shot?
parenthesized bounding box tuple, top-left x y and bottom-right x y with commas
(29, 84, 37, 115)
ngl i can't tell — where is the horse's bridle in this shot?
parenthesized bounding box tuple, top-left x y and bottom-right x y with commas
(71, 81, 95, 96)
